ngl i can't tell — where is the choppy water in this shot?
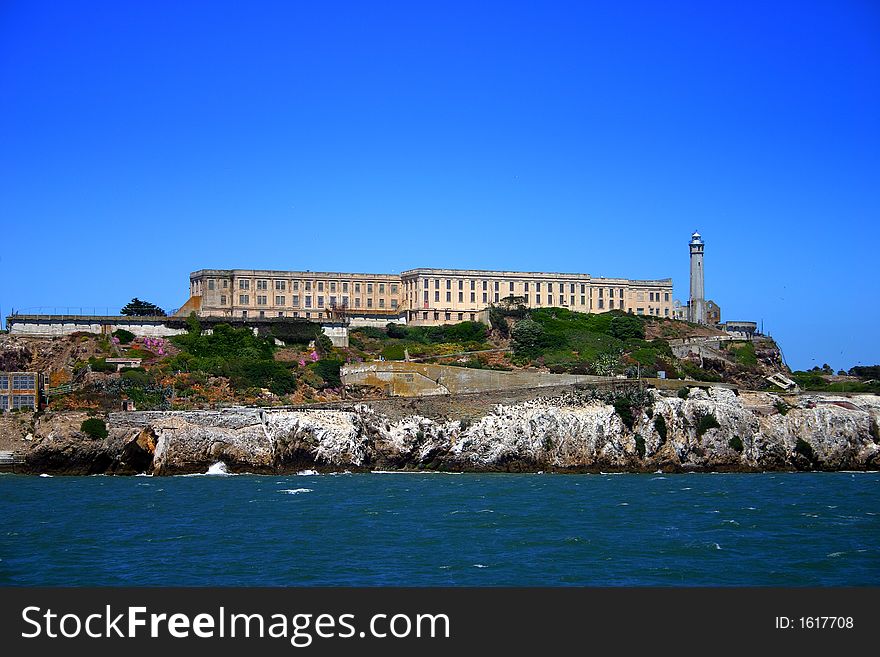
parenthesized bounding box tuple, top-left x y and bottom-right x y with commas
(1, 471, 878, 586)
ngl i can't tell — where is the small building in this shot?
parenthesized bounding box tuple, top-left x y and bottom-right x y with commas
(706, 300, 721, 326)
(719, 320, 758, 338)
(0, 371, 41, 411)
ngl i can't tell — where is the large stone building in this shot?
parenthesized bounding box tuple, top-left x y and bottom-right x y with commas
(185, 267, 674, 326)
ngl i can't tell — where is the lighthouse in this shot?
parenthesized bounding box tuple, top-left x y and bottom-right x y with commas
(688, 231, 706, 324)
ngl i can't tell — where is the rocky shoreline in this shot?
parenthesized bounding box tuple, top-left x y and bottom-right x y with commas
(4, 387, 880, 475)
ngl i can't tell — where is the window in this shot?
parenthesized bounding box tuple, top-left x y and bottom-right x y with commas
(259, 311, 265, 318)
(293, 295, 300, 306)
(12, 374, 35, 389)
(548, 283, 553, 292)
(12, 395, 35, 409)
(390, 284, 398, 294)
(275, 296, 285, 305)
(446, 291, 451, 302)
(524, 282, 529, 291)
(470, 292, 475, 303)
(242, 310, 248, 317)
(494, 281, 499, 291)
(342, 296, 349, 307)
(220, 295, 227, 305)
(275, 280, 285, 290)
(649, 292, 654, 302)
(379, 283, 385, 294)
(458, 313, 463, 321)
(424, 291, 429, 303)
(379, 299, 385, 308)
(571, 283, 575, 293)
(483, 293, 488, 303)
(536, 294, 541, 305)
(318, 296, 325, 308)
(559, 295, 564, 305)
(239, 280, 250, 290)
(524, 294, 529, 304)
(445, 312, 451, 321)
(637, 307, 644, 315)
(355, 283, 361, 293)
(470, 280, 475, 290)
(208, 279, 215, 290)
(598, 299, 604, 309)
(257, 295, 267, 305)
(223, 280, 228, 288)
(239, 294, 250, 304)
(482, 281, 487, 290)
(367, 284, 373, 294)
(458, 280, 463, 290)
(423, 279, 428, 289)
(305, 295, 312, 307)
(509, 282, 514, 292)
(257, 280, 267, 290)
(343, 282, 349, 293)
(293, 312, 299, 318)
(330, 296, 337, 307)
(470, 313, 476, 321)
(318, 282, 324, 292)
(458, 292, 463, 302)
(664, 293, 670, 302)
(355, 298, 361, 308)
(435, 279, 440, 289)
(305, 281, 312, 291)
(664, 308, 670, 317)
(599, 288, 603, 298)
(571, 296, 575, 306)
(0, 396, 7, 410)
(494, 293, 500, 302)
(580, 296, 585, 305)
(434, 312, 439, 320)
(391, 299, 398, 309)
(619, 288, 624, 298)
(446, 280, 451, 290)
(367, 298, 373, 308)
(536, 282, 541, 291)
(609, 300, 614, 309)
(581, 284, 586, 294)
(435, 291, 440, 302)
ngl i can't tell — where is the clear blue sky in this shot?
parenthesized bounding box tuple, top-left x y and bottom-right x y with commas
(1, 1, 878, 371)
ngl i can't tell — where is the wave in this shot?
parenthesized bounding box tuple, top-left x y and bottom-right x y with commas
(370, 470, 462, 475)
(279, 488, 313, 495)
(297, 469, 319, 476)
(39, 473, 52, 478)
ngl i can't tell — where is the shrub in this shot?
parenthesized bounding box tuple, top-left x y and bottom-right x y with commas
(121, 368, 152, 386)
(795, 438, 815, 461)
(609, 315, 645, 341)
(352, 326, 386, 340)
(88, 357, 116, 373)
(613, 398, 635, 430)
(112, 329, 135, 344)
(271, 322, 322, 345)
(309, 359, 343, 389)
(489, 306, 510, 338)
(654, 414, 668, 442)
(695, 412, 721, 438)
(380, 344, 407, 361)
(386, 322, 408, 339)
(634, 434, 646, 458)
(316, 333, 334, 356)
(729, 435, 744, 452)
(677, 386, 690, 399)
(81, 418, 108, 440)
(774, 399, 791, 416)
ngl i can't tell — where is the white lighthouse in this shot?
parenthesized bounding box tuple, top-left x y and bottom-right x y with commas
(688, 230, 706, 324)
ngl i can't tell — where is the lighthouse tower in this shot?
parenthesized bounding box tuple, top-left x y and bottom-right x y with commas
(688, 231, 706, 324)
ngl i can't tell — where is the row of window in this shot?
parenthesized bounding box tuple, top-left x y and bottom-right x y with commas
(206, 279, 399, 295)
(418, 279, 592, 294)
(229, 295, 399, 310)
(0, 394, 36, 410)
(0, 375, 36, 390)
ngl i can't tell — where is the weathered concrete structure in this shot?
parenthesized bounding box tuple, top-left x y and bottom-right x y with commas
(688, 230, 706, 324)
(342, 361, 609, 396)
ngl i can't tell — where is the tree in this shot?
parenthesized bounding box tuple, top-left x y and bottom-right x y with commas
(121, 298, 166, 316)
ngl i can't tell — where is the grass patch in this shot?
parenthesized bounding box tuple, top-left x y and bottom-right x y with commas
(728, 435, 744, 452)
(654, 414, 667, 442)
(80, 418, 108, 440)
(695, 412, 721, 438)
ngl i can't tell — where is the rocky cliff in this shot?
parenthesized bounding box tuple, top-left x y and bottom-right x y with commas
(7, 387, 879, 475)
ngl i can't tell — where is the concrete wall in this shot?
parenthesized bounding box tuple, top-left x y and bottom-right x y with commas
(8, 316, 186, 338)
(342, 361, 609, 397)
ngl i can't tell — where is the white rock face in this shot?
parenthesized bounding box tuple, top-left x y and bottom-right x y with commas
(84, 388, 880, 474)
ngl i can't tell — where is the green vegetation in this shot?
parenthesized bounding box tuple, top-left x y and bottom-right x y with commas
(695, 412, 721, 438)
(774, 399, 791, 415)
(270, 322, 322, 346)
(309, 359, 343, 389)
(728, 435, 744, 452)
(112, 329, 135, 344)
(164, 323, 303, 394)
(795, 438, 815, 462)
(87, 357, 116, 373)
(120, 298, 166, 316)
(677, 386, 690, 399)
(634, 434, 646, 458)
(80, 418, 108, 440)
(727, 341, 758, 367)
(680, 360, 723, 382)
(654, 414, 668, 442)
(351, 322, 491, 363)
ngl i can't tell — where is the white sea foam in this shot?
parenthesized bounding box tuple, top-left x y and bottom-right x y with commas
(827, 551, 845, 558)
(472, 564, 488, 568)
(618, 502, 629, 506)
(206, 462, 230, 476)
(135, 473, 152, 477)
(714, 543, 722, 550)
(651, 476, 667, 480)
(39, 473, 52, 478)
(280, 488, 313, 495)
(297, 469, 319, 476)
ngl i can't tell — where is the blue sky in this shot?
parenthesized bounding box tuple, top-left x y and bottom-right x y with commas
(1, 1, 878, 370)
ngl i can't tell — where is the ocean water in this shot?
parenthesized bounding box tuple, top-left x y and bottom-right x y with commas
(0, 470, 877, 586)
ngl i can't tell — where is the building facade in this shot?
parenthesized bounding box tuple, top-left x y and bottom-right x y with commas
(188, 267, 674, 326)
(0, 372, 40, 411)
(688, 231, 706, 324)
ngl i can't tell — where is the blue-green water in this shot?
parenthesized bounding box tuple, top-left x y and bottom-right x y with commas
(1, 471, 878, 586)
